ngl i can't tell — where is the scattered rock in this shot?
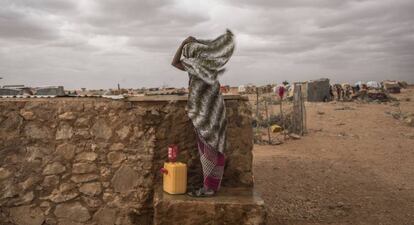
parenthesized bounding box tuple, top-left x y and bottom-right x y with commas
(71, 174, 99, 183)
(317, 111, 325, 115)
(289, 133, 301, 140)
(72, 163, 97, 174)
(43, 162, 66, 175)
(109, 143, 125, 151)
(334, 106, 355, 111)
(10, 205, 45, 225)
(56, 124, 73, 140)
(404, 117, 414, 127)
(55, 143, 76, 160)
(54, 202, 91, 222)
(75, 152, 98, 162)
(111, 165, 140, 193)
(79, 182, 102, 196)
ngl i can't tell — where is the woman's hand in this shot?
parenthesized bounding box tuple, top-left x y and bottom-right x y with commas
(182, 36, 196, 45)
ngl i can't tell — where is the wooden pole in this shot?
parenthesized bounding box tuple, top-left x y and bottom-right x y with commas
(264, 99, 271, 144)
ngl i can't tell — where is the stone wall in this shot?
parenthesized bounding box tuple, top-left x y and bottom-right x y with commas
(0, 96, 253, 225)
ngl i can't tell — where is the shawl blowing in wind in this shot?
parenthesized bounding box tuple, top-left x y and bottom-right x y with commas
(181, 30, 235, 155)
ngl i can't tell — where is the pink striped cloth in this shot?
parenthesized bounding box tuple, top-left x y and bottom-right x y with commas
(196, 134, 225, 191)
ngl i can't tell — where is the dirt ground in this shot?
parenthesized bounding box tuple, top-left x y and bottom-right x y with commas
(253, 87, 414, 225)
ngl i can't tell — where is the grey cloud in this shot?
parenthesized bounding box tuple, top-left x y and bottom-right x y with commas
(0, 7, 58, 41)
(0, 0, 413, 89)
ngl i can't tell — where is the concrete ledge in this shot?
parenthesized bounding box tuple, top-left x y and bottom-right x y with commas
(153, 187, 266, 225)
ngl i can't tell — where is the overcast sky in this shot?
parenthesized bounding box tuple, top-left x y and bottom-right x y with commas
(0, 0, 413, 89)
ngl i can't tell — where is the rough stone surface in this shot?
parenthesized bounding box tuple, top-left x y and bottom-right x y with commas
(107, 152, 126, 165)
(75, 152, 98, 162)
(93, 207, 117, 225)
(20, 110, 35, 120)
(54, 202, 91, 222)
(72, 163, 97, 174)
(56, 123, 73, 140)
(10, 205, 45, 225)
(58, 112, 76, 120)
(116, 126, 130, 140)
(70, 174, 99, 183)
(109, 143, 125, 151)
(24, 123, 50, 139)
(91, 119, 112, 140)
(43, 175, 60, 187)
(55, 143, 76, 160)
(0, 97, 256, 224)
(0, 167, 11, 180)
(79, 182, 102, 196)
(111, 165, 139, 193)
(153, 188, 266, 225)
(43, 162, 66, 175)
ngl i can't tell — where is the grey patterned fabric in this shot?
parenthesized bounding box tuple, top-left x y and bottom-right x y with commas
(181, 30, 235, 153)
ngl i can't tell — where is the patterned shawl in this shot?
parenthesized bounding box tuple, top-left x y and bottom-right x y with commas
(181, 30, 235, 154)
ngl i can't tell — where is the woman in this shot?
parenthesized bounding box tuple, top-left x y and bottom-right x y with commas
(171, 30, 235, 197)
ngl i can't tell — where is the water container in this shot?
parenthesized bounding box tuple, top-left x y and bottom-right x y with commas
(160, 162, 187, 194)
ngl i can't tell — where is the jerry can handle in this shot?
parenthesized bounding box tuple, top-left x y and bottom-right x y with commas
(160, 168, 168, 175)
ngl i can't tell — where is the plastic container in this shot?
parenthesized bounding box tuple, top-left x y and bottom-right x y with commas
(160, 162, 187, 194)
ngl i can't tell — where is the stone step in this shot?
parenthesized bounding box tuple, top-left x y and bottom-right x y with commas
(153, 187, 266, 225)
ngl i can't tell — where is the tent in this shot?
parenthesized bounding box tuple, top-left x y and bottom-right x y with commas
(366, 81, 381, 89)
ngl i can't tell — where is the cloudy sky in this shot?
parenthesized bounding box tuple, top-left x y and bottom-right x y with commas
(0, 0, 413, 89)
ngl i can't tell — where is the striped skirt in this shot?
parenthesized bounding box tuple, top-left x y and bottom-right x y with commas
(196, 134, 225, 191)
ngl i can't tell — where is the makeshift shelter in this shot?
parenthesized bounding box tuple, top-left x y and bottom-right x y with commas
(383, 81, 401, 93)
(367, 81, 382, 89)
(306, 78, 330, 102)
(355, 81, 365, 87)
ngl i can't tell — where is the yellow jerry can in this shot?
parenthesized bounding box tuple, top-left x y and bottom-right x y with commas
(161, 162, 187, 194)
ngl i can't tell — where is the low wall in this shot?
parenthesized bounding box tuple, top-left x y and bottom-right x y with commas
(0, 95, 253, 225)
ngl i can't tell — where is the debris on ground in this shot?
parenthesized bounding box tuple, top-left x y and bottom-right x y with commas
(317, 111, 325, 115)
(289, 133, 301, 140)
(334, 106, 355, 111)
(270, 124, 283, 133)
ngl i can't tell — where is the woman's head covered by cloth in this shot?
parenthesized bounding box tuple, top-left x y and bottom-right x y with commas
(181, 29, 235, 80)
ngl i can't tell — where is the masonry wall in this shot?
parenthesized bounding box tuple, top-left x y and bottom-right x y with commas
(0, 96, 253, 225)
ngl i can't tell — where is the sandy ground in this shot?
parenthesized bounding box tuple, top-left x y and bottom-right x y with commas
(253, 88, 414, 225)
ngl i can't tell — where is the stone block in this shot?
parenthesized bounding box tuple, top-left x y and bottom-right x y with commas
(111, 165, 140, 193)
(54, 202, 90, 222)
(10, 205, 45, 225)
(43, 162, 66, 175)
(55, 143, 76, 160)
(153, 187, 266, 225)
(79, 182, 102, 196)
(72, 163, 97, 174)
